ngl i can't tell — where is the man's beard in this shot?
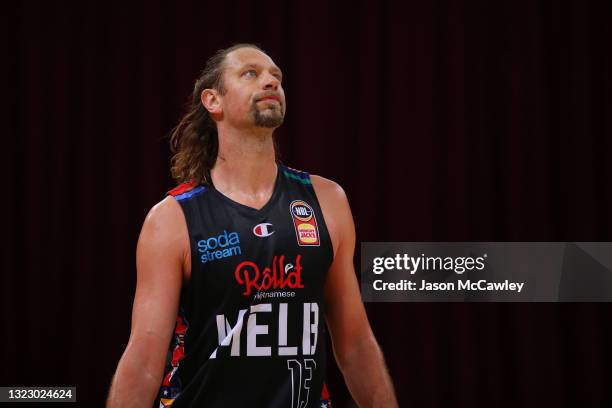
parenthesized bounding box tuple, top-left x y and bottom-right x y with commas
(252, 103, 285, 128)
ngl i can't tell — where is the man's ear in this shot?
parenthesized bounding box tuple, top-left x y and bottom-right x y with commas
(201, 89, 222, 115)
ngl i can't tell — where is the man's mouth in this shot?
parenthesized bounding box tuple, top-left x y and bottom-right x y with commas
(257, 95, 281, 103)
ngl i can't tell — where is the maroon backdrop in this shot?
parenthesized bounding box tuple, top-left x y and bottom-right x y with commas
(3, 0, 612, 406)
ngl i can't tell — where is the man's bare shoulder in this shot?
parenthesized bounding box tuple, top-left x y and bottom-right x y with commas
(144, 195, 185, 231)
(310, 175, 354, 254)
(310, 174, 348, 205)
(139, 195, 190, 261)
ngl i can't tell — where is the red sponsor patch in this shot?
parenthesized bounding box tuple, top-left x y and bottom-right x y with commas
(234, 255, 305, 296)
(289, 200, 320, 246)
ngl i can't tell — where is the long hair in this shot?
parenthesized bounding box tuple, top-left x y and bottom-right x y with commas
(169, 43, 274, 185)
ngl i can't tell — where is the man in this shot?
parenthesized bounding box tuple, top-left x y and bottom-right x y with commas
(107, 44, 398, 408)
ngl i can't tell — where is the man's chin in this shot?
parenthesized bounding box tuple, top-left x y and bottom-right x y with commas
(253, 112, 285, 128)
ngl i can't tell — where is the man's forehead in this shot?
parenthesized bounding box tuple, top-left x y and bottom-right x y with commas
(224, 47, 280, 71)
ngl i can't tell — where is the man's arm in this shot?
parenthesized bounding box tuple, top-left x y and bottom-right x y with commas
(312, 176, 398, 408)
(107, 196, 189, 408)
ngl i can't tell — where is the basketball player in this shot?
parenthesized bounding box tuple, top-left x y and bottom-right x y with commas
(107, 44, 398, 407)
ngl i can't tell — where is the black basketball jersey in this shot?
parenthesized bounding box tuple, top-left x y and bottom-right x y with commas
(157, 163, 334, 408)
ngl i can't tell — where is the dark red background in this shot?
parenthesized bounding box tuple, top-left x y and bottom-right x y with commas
(3, 0, 612, 406)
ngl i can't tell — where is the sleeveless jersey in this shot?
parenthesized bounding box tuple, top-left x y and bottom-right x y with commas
(157, 163, 334, 408)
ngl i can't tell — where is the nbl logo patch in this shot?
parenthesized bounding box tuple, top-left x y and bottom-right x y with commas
(289, 200, 320, 246)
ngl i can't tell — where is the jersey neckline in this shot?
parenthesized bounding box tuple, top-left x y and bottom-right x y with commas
(208, 163, 282, 216)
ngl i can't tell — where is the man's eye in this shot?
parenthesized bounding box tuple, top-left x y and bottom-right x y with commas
(243, 70, 257, 78)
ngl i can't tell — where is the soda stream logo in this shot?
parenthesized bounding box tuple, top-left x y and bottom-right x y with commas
(198, 230, 242, 264)
(234, 255, 305, 296)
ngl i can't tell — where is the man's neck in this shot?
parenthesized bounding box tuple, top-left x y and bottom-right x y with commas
(210, 125, 277, 208)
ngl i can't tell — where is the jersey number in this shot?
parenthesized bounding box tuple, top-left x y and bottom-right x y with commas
(287, 359, 316, 408)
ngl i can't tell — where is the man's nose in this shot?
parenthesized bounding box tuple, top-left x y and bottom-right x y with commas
(262, 72, 280, 90)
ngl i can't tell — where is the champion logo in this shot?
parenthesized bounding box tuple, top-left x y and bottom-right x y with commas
(253, 222, 274, 238)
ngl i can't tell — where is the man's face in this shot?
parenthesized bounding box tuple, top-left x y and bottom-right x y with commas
(219, 47, 286, 129)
